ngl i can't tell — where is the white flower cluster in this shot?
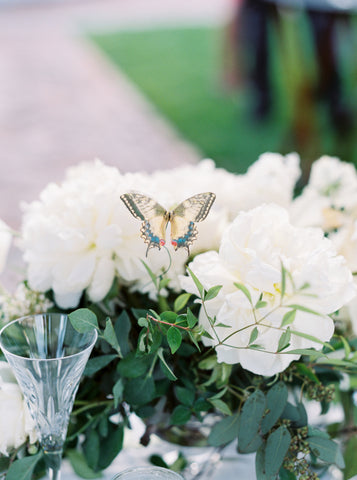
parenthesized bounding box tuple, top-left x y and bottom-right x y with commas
(181, 204, 355, 376)
(19, 155, 299, 308)
(0, 362, 37, 455)
(290, 156, 357, 332)
(0, 283, 53, 324)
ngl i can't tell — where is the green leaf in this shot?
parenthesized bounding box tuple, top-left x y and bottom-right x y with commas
(340, 335, 351, 359)
(283, 348, 325, 358)
(265, 426, 291, 478)
(204, 285, 223, 301)
(124, 375, 156, 406)
(69, 308, 98, 333)
(160, 311, 178, 323)
(186, 308, 198, 328)
(66, 450, 102, 479)
(84, 354, 117, 376)
(343, 436, 357, 479)
(308, 435, 345, 468)
(158, 347, 177, 381)
(141, 260, 158, 288)
(289, 329, 333, 349)
(167, 326, 182, 354)
(249, 327, 259, 345)
(114, 310, 131, 357)
(83, 429, 101, 471)
(281, 262, 287, 301)
(208, 398, 232, 416)
(281, 310, 296, 328)
(187, 267, 205, 298)
(175, 386, 195, 406)
(97, 423, 124, 470)
(6, 452, 43, 480)
(117, 352, 151, 378)
(255, 300, 268, 309)
(279, 467, 296, 480)
(103, 318, 122, 357)
(286, 304, 321, 316)
(281, 402, 307, 428)
(278, 328, 291, 352)
(234, 282, 252, 304)
(174, 293, 191, 312)
(113, 378, 124, 408)
(255, 443, 269, 480)
(238, 390, 266, 453)
(261, 382, 288, 434)
(208, 414, 240, 447)
(171, 405, 192, 425)
(295, 363, 320, 384)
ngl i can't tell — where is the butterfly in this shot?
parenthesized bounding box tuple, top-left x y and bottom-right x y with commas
(120, 192, 216, 256)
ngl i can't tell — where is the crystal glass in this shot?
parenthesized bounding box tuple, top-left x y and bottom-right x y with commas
(111, 466, 184, 479)
(0, 313, 97, 480)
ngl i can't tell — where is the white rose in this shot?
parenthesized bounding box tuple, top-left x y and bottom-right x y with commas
(0, 362, 37, 455)
(181, 204, 356, 376)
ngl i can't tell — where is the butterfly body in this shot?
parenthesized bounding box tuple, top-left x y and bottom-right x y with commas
(120, 192, 215, 255)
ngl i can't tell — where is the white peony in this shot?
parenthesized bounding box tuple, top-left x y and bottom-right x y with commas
(0, 362, 37, 455)
(0, 219, 12, 275)
(180, 204, 356, 376)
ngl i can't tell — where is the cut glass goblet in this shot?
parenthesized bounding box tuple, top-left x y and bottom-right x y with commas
(0, 313, 97, 480)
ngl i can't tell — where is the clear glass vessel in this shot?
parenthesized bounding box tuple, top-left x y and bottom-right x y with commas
(0, 313, 97, 480)
(111, 466, 184, 479)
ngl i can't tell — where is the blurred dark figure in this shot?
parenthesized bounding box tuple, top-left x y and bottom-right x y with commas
(232, 0, 354, 132)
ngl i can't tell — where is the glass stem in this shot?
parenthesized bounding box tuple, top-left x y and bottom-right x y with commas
(45, 451, 62, 480)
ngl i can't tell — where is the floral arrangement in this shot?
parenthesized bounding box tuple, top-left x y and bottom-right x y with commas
(1, 154, 357, 480)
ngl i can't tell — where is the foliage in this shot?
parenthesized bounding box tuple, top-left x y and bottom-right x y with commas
(3, 260, 357, 480)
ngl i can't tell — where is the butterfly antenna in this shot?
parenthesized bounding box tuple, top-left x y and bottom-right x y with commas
(161, 245, 172, 277)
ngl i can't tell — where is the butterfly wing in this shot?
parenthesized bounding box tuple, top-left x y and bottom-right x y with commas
(170, 192, 216, 253)
(120, 193, 168, 253)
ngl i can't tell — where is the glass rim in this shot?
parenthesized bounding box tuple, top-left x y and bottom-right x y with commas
(111, 466, 184, 479)
(0, 312, 98, 361)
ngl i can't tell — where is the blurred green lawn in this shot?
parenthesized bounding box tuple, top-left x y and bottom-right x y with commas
(90, 21, 357, 176)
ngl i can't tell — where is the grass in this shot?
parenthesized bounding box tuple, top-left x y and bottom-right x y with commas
(90, 20, 357, 175)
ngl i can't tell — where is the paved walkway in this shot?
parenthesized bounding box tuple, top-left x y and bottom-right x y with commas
(0, 0, 233, 228)
(0, 0, 232, 288)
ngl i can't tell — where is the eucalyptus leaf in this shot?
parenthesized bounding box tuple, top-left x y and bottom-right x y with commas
(5, 452, 43, 480)
(249, 327, 259, 345)
(208, 414, 240, 447)
(238, 390, 266, 453)
(261, 382, 288, 434)
(69, 308, 98, 333)
(67, 449, 102, 478)
(308, 435, 345, 468)
(265, 426, 291, 478)
(255, 443, 269, 480)
(141, 260, 158, 288)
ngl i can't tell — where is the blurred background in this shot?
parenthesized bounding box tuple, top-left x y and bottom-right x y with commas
(1, 0, 357, 230)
